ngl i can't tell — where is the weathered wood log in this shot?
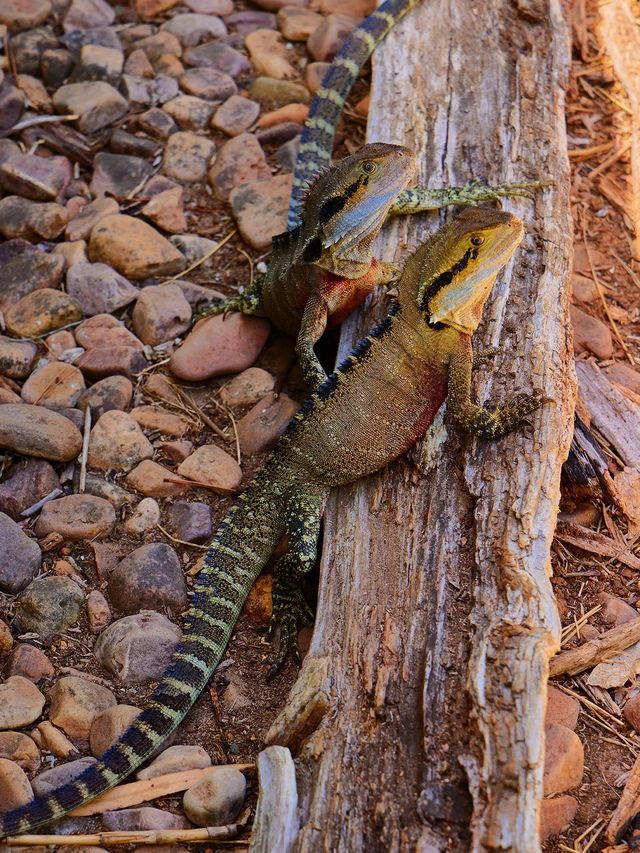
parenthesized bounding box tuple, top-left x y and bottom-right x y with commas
(264, 2, 574, 851)
(249, 747, 298, 853)
(549, 617, 640, 678)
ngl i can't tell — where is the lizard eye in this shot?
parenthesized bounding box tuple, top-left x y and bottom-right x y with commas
(362, 161, 377, 174)
(471, 234, 485, 246)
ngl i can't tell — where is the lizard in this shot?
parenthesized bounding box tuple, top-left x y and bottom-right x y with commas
(193, 0, 541, 387)
(0, 206, 550, 839)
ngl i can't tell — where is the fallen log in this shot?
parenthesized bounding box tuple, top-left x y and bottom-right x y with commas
(262, 1, 574, 851)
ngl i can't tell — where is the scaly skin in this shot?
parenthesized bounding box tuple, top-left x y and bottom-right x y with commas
(0, 207, 550, 840)
(197, 0, 543, 385)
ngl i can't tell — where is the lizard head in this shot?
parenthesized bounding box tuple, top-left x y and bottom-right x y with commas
(415, 207, 524, 335)
(301, 143, 417, 273)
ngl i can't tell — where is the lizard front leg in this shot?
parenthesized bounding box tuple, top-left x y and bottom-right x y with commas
(268, 488, 325, 678)
(389, 181, 546, 217)
(447, 340, 551, 439)
(296, 293, 330, 388)
(193, 275, 267, 322)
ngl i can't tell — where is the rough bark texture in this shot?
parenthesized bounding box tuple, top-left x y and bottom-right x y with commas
(266, 2, 574, 851)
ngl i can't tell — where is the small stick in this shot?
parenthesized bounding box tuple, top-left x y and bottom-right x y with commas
(589, 139, 631, 178)
(20, 488, 63, 517)
(1, 825, 239, 847)
(68, 764, 253, 816)
(156, 522, 208, 549)
(79, 406, 91, 494)
(163, 476, 237, 495)
(164, 229, 237, 283)
(549, 617, 640, 677)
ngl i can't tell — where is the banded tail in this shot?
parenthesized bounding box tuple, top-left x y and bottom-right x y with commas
(287, 0, 420, 229)
(0, 476, 286, 839)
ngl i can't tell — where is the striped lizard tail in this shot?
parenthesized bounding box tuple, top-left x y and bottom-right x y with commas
(287, 0, 421, 229)
(0, 476, 287, 839)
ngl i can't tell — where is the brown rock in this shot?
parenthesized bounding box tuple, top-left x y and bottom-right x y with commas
(183, 766, 246, 826)
(0, 459, 60, 521)
(307, 13, 359, 61)
(76, 346, 147, 380)
(162, 130, 215, 181)
(75, 314, 144, 351)
(183, 41, 250, 77)
(571, 272, 598, 304)
(236, 392, 299, 455)
(21, 362, 86, 408)
(623, 693, 640, 732)
(130, 406, 190, 437)
(66, 197, 119, 242)
(170, 313, 271, 381)
(88, 410, 154, 472)
(0, 0, 52, 30)
(125, 49, 155, 78)
(219, 367, 276, 407)
(545, 686, 579, 730)
(0, 336, 37, 379)
(179, 67, 237, 102)
(543, 724, 584, 795)
(6, 644, 55, 683)
(570, 304, 613, 359)
(90, 153, 154, 199)
(137, 745, 211, 781)
(161, 12, 227, 45)
(0, 249, 66, 312)
(0, 732, 40, 774)
(603, 361, 640, 395)
(77, 376, 134, 419)
(0, 620, 12, 659)
(315, 0, 374, 15)
(126, 460, 186, 497)
(144, 372, 182, 404)
(246, 29, 296, 78)
(242, 574, 272, 625)
(278, 5, 323, 39)
(89, 705, 140, 756)
(31, 721, 77, 758)
(32, 755, 97, 797)
(136, 107, 178, 139)
(0, 758, 33, 813)
(136, 0, 180, 17)
(103, 807, 188, 831)
(177, 444, 242, 491)
(46, 329, 77, 360)
(155, 54, 186, 77)
(89, 215, 186, 281)
(131, 284, 192, 345)
(229, 172, 293, 249)
(124, 497, 160, 535)
(212, 95, 260, 136)
(94, 611, 180, 683)
(539, 795, 578, 842)
(304, 61, 330, 93)
(137, 31, 183, 61)
(73, 43, 123, 84)
(5, 288, 82, 338)
(0, 196, 67, 241)
(258, 102, 308, 127)
(0, 677, 45, 730)
(86, 590, 111, 634)
(0, 151, 71, 202)
(355, 92, 369, 116)
(141, 187, 187, 234)
(0, 404, 82, 462)
(161, 439, 193, 463)
(599, 592, 638, 626)
(208, 133, 270, 201)
(35, 494, 116, 541)
(63, 0, 115, 30)
(108, 543, 187, 614)
(162, 95, 214, 130)
(250, 0, 306, 10)
(48, 676, 116, 740)
(53, 82, 128, 134)
(53, 240, 89, 268)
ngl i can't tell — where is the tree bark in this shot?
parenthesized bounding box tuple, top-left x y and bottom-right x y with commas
(266, 2, 574, 850)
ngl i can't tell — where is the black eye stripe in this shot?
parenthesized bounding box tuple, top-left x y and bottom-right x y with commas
(302, 236, 323, 262)
(420, 246, 478, 312)
(318, 195, 347, 224)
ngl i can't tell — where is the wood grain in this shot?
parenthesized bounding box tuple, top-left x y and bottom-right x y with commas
(266, 2, 574, 850)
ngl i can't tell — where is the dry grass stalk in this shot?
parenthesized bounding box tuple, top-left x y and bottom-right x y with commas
(561, 604, 602, 647)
